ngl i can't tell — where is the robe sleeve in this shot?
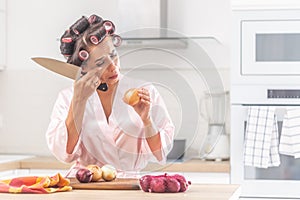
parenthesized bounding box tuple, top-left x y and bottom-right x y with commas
(45, 88, 82, 163)
(143, 85, 175, 164)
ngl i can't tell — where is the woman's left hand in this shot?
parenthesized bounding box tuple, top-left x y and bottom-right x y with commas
(133, 88, 151, 124)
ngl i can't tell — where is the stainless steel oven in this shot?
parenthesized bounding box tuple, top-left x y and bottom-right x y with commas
(231, 8, 300, 198)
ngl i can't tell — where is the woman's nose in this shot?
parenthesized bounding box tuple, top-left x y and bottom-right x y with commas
(107, 57, 117, 71)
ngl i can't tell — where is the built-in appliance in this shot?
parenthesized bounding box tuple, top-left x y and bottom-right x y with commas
(231, 8, 300, 198)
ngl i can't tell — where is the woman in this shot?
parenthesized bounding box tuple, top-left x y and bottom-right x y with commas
(46, 14, 175, 176)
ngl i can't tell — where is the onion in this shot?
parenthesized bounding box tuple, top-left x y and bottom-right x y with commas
(101, 164, 117, 181)
(149, 177, 166, 193)
(124, 88, 140, 106)
(86, 164, 103, 182)
(139, 175, 152, 192)
(76, 168, 93, 183)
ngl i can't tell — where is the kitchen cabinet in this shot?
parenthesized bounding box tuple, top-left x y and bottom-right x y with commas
(0, 0, 6, 70)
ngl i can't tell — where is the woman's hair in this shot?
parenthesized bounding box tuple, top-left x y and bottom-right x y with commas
(60, 14, 121, 67)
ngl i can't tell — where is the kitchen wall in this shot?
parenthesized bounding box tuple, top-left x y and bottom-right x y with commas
(0, 0, 230, 157)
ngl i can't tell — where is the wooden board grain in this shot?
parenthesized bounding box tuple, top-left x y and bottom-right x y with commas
(70, 178, 140, 190)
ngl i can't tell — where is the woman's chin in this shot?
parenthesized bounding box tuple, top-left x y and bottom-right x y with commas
(107, 78, 119, 86)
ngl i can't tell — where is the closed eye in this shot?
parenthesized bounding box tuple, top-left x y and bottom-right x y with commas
(96, 61, 104, 67)
(95, 57, 105, 67)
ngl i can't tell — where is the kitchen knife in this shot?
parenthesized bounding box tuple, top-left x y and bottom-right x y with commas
(31, 57, 108, 91)
(31, 57, 81, 80)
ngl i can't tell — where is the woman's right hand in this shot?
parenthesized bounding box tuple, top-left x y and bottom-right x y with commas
(65, 67, 103, 152)
(73, 67, 103, 103)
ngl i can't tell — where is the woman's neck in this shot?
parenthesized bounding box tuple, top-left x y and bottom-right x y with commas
(97, 81, 118, 97)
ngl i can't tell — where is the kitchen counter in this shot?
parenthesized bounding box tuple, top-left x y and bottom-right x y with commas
(0, 155, 239, 199)
(3, 156, 229, 173)
(0, 184, 241, 200)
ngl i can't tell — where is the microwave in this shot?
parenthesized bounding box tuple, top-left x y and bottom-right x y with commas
(231, 9, 300, 86)
(241, 20, 300, 75)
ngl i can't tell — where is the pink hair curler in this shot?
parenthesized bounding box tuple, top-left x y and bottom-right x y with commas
(72, 28, 80, 35)
(88, 14, 102, 25)
(90, 35, 99, 45)
(78, 50, 89, 61)
(103, 21, 114, 33)
(112, 35, 122, 47)
(88, 15, 97, 24)
(61, 37, 73, 43)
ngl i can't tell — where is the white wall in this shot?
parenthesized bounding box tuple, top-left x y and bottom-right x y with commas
(0, 0, 119, 155)
(0, 0, 6, 69)
(0, 0, 231, 157)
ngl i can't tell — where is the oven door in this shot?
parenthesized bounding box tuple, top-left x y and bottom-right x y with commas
(231, 105, 300, 198)
(241, 20, 300, 75)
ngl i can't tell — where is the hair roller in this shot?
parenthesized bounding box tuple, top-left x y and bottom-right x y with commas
(78, 50, 89, 61)
(112, 35, 122, 47)
(61, 37, 73, 43)
(103, 20, 115, 34)
(88, 14, 103, 25)
(70, 16, 89, 35)
(89, 26, 106, 45)
(60, 40, 75, 56)
(90, 35, 100, 45)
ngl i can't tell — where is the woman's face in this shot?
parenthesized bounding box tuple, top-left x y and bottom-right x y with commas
(82, 36, 120, 86)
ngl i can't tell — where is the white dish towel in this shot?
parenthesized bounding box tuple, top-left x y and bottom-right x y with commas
(279, 107, 300, 158)
(244, 106, 280, 168)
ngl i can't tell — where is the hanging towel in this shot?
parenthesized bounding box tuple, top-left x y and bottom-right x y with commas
(279, 107, 300, 158)
(0, 173, 72, 194)
(244, 106, 280, 168)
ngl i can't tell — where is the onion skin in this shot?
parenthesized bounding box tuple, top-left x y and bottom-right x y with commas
(76, 168, 93, 183)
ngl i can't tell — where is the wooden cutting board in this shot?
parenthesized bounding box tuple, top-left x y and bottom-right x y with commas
(70, 178, 140, 190)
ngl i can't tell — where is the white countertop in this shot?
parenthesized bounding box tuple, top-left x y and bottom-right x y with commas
(0, 154, 35, 164)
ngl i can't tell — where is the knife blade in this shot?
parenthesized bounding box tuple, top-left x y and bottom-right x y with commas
(31, 57, 81, 80)
(31, 57, 109, 91)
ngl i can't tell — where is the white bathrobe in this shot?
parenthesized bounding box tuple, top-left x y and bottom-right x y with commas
(46, 75, 175, 175)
